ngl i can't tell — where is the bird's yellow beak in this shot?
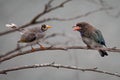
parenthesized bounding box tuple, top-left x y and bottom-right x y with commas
(46, 25, 52, 28)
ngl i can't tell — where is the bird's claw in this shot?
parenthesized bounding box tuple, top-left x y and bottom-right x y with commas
(31, 47, 35, 52)
(40, 45, 46, 50)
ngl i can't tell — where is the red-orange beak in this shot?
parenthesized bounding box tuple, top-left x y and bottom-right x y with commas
(73, 26, 81, 31)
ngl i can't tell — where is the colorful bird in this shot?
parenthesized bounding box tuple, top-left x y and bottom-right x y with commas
(6, 23, 52, 51)
(73, 22, 108, 57)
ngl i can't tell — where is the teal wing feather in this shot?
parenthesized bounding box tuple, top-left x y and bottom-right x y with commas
(91, 29, 106, 46)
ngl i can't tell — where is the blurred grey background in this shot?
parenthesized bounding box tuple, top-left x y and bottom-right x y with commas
(0, 0, 120, 80)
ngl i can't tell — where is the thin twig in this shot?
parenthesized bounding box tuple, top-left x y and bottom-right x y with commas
(0, 0, 71, 36)
(33, 7, 112, 24)
(0, 0, 113, 36)
(38, 7, 113, 21)
(0, 63, 120, 77)
(0, 43, 30, 58)
(30, 0, 72, 24)
(0, 46, 120, 63)
(0, 23, 32, 36)
(0, 33, 65, 58)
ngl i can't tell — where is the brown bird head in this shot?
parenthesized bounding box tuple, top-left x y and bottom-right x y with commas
(73, 22, 90, 32)
(41, 24, 52, 32)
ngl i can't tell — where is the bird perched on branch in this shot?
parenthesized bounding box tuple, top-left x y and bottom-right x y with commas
(73, 22, 108, 57)
(6, 23, 52, 51)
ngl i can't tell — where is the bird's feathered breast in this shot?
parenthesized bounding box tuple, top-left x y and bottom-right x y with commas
(80, 25, 95, 38)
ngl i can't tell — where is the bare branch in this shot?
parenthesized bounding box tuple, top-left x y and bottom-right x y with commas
(44, 0, 54, 11)
(0, 22, 32, 36)
(29, 7, 114, 25)
(0, 0, 119, 78)
(0, 0, 71, 36)
(48, 0, 54, 5)
(0, 43, 30, 58)
(64, 7, 113, 20)
(0, 63, 119, 77)
(0, 1, 113, 36)
(30, 0, 71, 23)
(0, 46, 120, 63)
(0, 33, 65, 58)
(0, 5, 114, 60)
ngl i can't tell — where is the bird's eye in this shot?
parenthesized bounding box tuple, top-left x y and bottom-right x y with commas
(42, 24, 46, 28)
(43, 26, 46, 29)
(41, 24, 47, 31)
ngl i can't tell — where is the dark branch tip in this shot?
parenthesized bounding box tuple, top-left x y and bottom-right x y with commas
(1, 71, 7, 75)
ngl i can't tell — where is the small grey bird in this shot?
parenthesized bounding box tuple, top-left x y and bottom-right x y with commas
(73, 22, 108, 57)
(6, 23, 52, 51)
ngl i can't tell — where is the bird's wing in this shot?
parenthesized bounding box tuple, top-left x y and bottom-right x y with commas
(29, 27, 45, 39)
(91, 29, 106, 46)
(20, 32, 36, 42)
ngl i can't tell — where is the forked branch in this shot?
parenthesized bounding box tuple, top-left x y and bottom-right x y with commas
(0, 63, 119, 77)
(0, 46, 120, 63)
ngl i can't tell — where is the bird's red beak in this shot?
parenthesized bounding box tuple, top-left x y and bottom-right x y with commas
(73, 26, 81, 31)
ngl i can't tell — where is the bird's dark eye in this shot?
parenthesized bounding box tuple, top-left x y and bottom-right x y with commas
(42, 24, 46, 28)
(41, 24, 47, 31)
(76, 24, 80, 27)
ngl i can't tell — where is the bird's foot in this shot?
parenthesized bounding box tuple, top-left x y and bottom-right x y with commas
(86, 45, 92, 49)
(31, 47, 35, 52)
(40, 45, 46, 50)
(36, 42, 46, 50)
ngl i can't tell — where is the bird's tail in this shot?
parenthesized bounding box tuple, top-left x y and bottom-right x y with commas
(6, 23, 24, 32)
(98, 50, 108, 57)
(6, 23, 18, 29)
